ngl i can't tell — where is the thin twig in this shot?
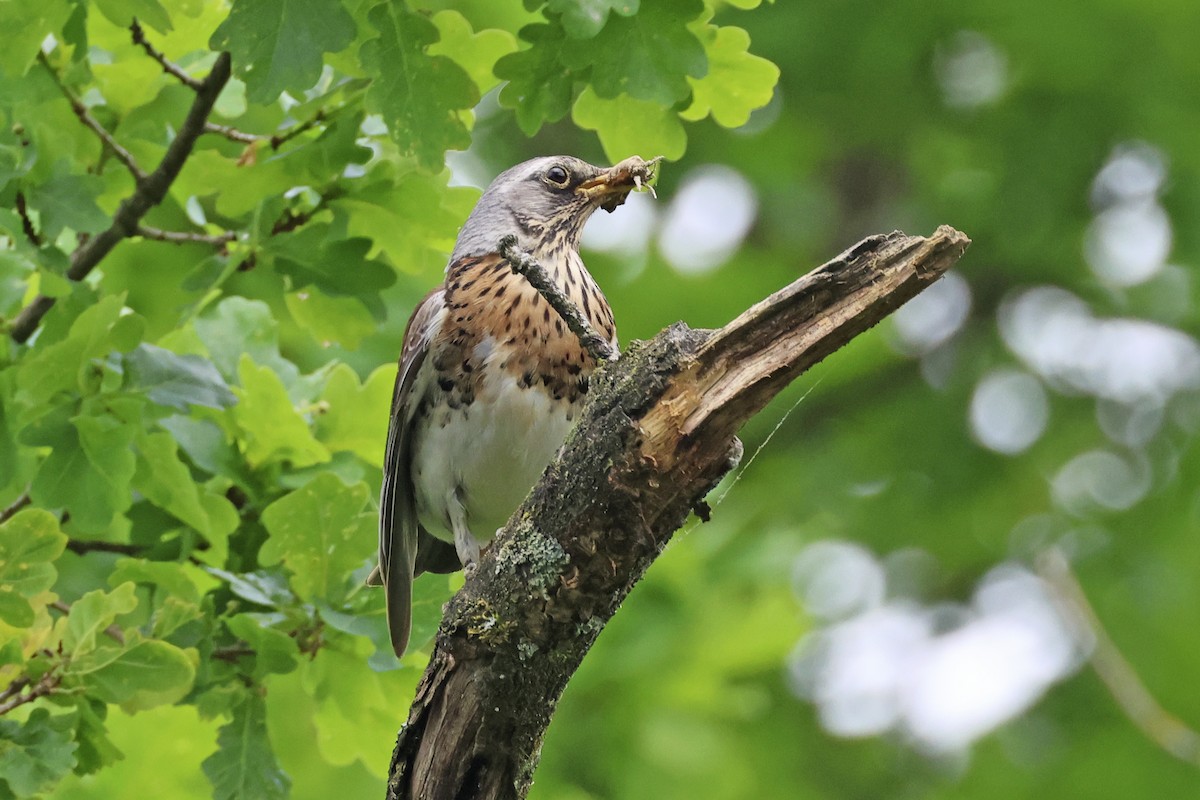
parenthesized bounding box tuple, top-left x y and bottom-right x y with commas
(0, 672, 59, 716)
(1038, 548, 1200, 767)
(0, 677, 30, 705)
(10, 52, 233, 343)
(65, 539, 144, 556)
(498, 235, 615, 363)
(14, 193, 42, 247)
(204, 105, 341, 150)
(137, 224, 237, 247)
(130, 18, 203, 90)
(37, 52, 146, 182)
(0, 490, 31, 524)
(203, 121, 259, 144)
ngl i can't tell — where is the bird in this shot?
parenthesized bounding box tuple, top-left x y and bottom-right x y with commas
(370, 155, 659, 657)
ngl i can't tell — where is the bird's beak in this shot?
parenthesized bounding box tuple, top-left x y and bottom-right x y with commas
(577, 156, 662, 212)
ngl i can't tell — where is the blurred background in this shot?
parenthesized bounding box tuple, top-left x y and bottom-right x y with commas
(426, 1, 1200, 797)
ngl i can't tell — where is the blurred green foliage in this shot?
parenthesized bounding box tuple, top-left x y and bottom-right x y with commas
(0, 0, 1197, 798)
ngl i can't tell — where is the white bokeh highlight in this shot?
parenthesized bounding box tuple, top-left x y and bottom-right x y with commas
(790, 543, 1085, 753)
(893, 271, 972, 354)
(1085, 142, 1172, 287)
(999, 286, 1200, 405)
(969, 369, 1049, 454)
(658, 165, 758, 275)
(934, 31, 1009, 109)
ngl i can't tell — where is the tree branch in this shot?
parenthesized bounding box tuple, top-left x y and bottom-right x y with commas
(37, 52, 147, 182)
(0, 672, 59, 716)
(130, 18, 203, 90)
(9, 52, 232, 344)
(499, 235, 615, 362)
(14, 193, 42, 247)
(385, 226, 970, 799)
(0, 490, 31, 525)
(136, 224, 237, 247)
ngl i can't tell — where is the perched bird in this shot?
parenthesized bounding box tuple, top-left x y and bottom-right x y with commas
(371, 155, 659, 657)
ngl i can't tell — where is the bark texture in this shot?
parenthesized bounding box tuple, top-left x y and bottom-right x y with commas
(386, 226, 971, 800)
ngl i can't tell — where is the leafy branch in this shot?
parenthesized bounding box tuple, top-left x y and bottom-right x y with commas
(9, 51, 232, 343)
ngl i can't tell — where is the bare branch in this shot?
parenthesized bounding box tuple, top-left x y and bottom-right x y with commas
(0, 672, 59, 716)
(0, 490, 31, 524)
(14, 193, 42, 247)
(10, 52, 233, 343)
(130, 18, 203, 90)
(65, 539, 145, 556)
(1038, 548, 1200, 767)
(204, 104, 341, 150)
(37, 52, 147, 182)
(386, 226, 970, 799)
(499, 235, 616, 363)
(203, 121, 260, 144)
(136, 224, 237, 247)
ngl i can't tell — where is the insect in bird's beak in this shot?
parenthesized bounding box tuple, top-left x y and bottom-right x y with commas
(578, 156, 662, 212)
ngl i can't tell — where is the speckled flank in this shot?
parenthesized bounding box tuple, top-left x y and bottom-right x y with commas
(430, 252, 617, 411)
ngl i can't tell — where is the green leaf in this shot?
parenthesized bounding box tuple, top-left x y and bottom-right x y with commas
(26, 168, 111, 240)
(31, 409, 138, 534)
(63, 583, 137, 655)
(285, 289, 377, 350)
(202, 692, 290, 800)
(225, 614, 300, 679)
(124, 344, 236, 411)
(548, 0, 640, 39)
(329, 168, 477, 274)
(205, 567, 297, 609)
(0, 509, 67, 627)
(573, 86, 687, 162)
(269, 226, 395, 296)
(70, 698, 124, 776)
(233, 355, 331, 469)
(314, 363, 395, 467)
(0, 0, 71, 76)
(680, 25, 779, 127)
(194, 298, 303, 396)
(300, 644, 416, 766)
(561, 0, 707, 105)
(0, 709, 77, 797)
(92, 0, 173, 34)
(427, 10, 518, 95)
(495, 22, 576, 135)
(158, 415, 246, 483)
(68, 636, 196, 709)
(259, 473, 373, 603)
(209, 0, 356, 104)
(133, 431, 238, 547)
(15, 294, 132, 407)
(109, 558, 201, 604)
(361, 1, 479, 170)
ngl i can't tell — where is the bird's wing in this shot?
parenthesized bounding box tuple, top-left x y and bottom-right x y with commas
(376, 287, 446, 658)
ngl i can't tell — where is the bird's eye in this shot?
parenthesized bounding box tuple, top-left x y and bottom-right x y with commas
(545, 165, 570, 187)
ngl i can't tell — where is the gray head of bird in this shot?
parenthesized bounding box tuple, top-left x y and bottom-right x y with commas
(450, 155, 660, 262)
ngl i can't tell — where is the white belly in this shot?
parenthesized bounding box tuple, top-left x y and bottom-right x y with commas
(410, 366, 576, 547)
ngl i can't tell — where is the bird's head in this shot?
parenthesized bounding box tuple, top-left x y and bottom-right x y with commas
(451, 155, 660, 262)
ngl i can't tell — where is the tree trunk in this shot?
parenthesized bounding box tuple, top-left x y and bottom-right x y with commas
(386, 226, 971, 800)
